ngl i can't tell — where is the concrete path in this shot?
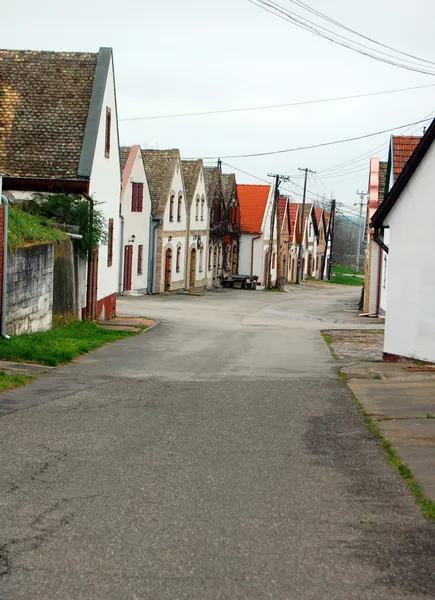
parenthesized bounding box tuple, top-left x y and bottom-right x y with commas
(0, 286, 434, 599)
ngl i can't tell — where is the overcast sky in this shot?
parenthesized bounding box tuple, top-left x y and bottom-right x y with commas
(3, 0, 435, 214)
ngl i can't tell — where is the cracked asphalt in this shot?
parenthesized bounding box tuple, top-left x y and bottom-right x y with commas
(1, 285, 434, 599)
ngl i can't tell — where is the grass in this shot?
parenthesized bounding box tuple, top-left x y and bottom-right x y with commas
(332, 265, 365, 276)
(0, 321, 141, 367)
(321, 331, 339, 360)
(426, 414, 435, 419)
(0, 371, 34, 392)
(316, 264, 364, 287)
(338, 369, 435, 522)
(373, 374, 382, 380)
(8, 207, 68, 250)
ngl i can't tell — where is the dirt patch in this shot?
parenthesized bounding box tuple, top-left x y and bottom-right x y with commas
(322, 329, 384, 361)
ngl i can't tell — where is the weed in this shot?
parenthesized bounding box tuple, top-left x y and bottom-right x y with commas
(8, 207, 68, 250)
(0, 371, 34, 393)
(426, 414, 435, 419)
(321, 331, 339, 360)
(0, 321, 142, 367)
(373, 374, 382, 380)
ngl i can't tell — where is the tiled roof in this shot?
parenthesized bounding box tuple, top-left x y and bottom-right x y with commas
(182, 160, 202, 203)
(221, 173, 237, 207)
(379, 161, 388, 203)
(314, 207, 323, 225)
(237, 184, 270, 234)
(289, 203, 299, 242)
(120, 146, 131, 173)
(204, 167, 222, 207)
(392, 136, 421, 179)
(142, 149, 180, 215)
(0, 49, 98, 179)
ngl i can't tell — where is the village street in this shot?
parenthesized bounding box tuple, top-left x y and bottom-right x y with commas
(1, 286, 434, 599)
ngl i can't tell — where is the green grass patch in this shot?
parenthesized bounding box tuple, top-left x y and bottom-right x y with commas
(338, 369, 435, 522)
(321, 331, 339, 360)
(263, 287, 285, 292)
(332, 265, 365, 276)
(0, 371, 34, 393)
(0, 321, 141, 367)
(8, 207, 68, 250)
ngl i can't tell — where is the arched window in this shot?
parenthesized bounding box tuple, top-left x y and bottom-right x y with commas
(177, 195, 182, 222)
(199, 246, 203, 272)
(169, 195, 175, 222)
(200, 198, 205, 221)
(195, 196, 200, 221)
(176, 245, 181, 272)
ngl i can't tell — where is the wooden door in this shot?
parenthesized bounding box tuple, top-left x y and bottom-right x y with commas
(123, 245, 133, 292)
(165, 248, 172, 291)
(263, 250, 269, 287)
(190, 248, 196, 288)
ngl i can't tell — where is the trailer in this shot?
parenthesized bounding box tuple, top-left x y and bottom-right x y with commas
(221, 274, 259, 290)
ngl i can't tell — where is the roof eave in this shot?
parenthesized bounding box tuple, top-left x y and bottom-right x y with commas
(1, 176, 90, 194)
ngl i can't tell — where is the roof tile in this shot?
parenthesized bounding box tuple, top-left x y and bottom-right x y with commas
(392, 136, 421, 178)
(237, 184, 271, 234)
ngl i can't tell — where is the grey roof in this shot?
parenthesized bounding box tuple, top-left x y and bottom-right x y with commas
(142, 149, 180, 215)
(0, 49, 98, 179)
(204, 167, 222, 207)
(221, 173, 237, 207)
(182, 160, 202, 204)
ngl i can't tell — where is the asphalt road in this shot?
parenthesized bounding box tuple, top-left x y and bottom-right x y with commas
(1, 285, 434, 599)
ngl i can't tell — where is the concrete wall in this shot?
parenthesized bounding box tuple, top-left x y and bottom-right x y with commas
(89, 55, 121, 314)
(383, 140, 435, 362)
(7, 243, 53, 335)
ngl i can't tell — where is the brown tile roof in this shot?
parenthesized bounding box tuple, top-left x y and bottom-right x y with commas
(120, 146, 131, 173)
(221, 173, 237, 207)
(289, 203, 299, 243)
(0, 49, 98, 179)
(204, 167, 222, 207)
(378, 160, 388, 203)
(142, 149, 180, 215)
(392, 136, 421, 179)
(181, 160, 202, 204)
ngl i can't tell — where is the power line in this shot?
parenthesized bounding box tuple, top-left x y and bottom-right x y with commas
(119, 82, 435, 122)
(285, 0, 435, 67)
(188, 117, 432, 160)
(248, 0, 435, 76)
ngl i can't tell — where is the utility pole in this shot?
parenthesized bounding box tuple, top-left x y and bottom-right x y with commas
(266, 173, 291, 289)
(295, 168, 315, 284)
(355, 190, 368, 274)
(326, 199, 336, 280)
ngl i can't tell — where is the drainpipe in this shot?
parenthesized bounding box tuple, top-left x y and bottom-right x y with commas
(0, 178, 10, 339)
(373, 226, 389, 315)
(251, 235, 261, 278)
(118, 214, 124, 295)
(82, 192, 94, 319)
(147, 217, 162, 294)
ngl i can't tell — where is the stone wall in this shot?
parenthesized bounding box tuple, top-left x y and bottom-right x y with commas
(7, 243, 54, 335)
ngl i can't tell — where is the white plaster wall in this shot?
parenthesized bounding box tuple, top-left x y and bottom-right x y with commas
(162, 234, 185, 287)
(379, 230, 389, 314)
(252, 236, 264, 280)
(120, 148, 151, 293)
(383, 141, 435, 362)
(188, 167, 208, 283)
(262, 186, 277, 242)
(164, 163, 187, 233)
(89, 56, 121, 302)
(367, 240, 381, 314)
(239, 234, 255, 274)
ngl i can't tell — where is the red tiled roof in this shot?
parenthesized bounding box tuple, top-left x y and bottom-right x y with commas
(314, 207, 323, 224)
(289, 203, 299, 242)
(237, 184, 271, 234)
(392, 136, 421, 178)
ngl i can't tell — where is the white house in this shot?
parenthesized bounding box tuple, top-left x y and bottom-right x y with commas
(182, 160, 210, 290)
(371, 122, 434, 362)
(237, 184, 277, 286)
(0, 47, 122, 321)
(142, 149, 187, 293)
(119, 145, 152, 294)
(288, 203, 317, 282)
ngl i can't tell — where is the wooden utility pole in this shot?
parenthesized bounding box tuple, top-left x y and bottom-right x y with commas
(267, 174, 291, 289)
(295, 168, 315, 284)
(326, 199, 336, 280)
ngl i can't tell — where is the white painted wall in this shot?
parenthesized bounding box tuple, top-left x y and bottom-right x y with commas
(367, 240, 381, 314)
(120, 147, 151, 293)
(379, 230, 389, 314)
(239, 234, 255, 274)
(89, 56, 121, 303)
(188, 167, 208, 285)
(164, 162, 187, 233)
(383, 140, 435, 362)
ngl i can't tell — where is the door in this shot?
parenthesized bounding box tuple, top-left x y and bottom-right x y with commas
(263, 250, 269, 287)
(165, 248, 172, 291)
(190, 248, 196, 288)
(123, 245, 133, 292)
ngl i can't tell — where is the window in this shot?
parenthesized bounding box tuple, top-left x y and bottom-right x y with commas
(176, 245, 181, 273)
(272, 252, 276, 269)
(169, 195, 175, 222)
(199, 246, 203, 272)
(208, 247, 212, 271)
(132, 183, 144, 212)
(309, 223, 312, 238)
(107, 218, 114, 266)
(105, 107, 111, 158)
(200, 198, 205, 221)
(195, 197, 200, 221)
(137, 245, 143, 274)
(177, 195, 182, 222)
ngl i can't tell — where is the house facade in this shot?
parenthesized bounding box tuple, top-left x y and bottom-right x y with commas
(371, 122, 435, 362)
(119, 145, 152, 295)
(142, 149, 187, 293)
(221, 173, 241, 277)
(314, 208, 326, 279)
(0, 47, 122, 321)
(279, 196, 291, 284)
(237, 184, 277, 286)
(182, 160, 210, 290)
